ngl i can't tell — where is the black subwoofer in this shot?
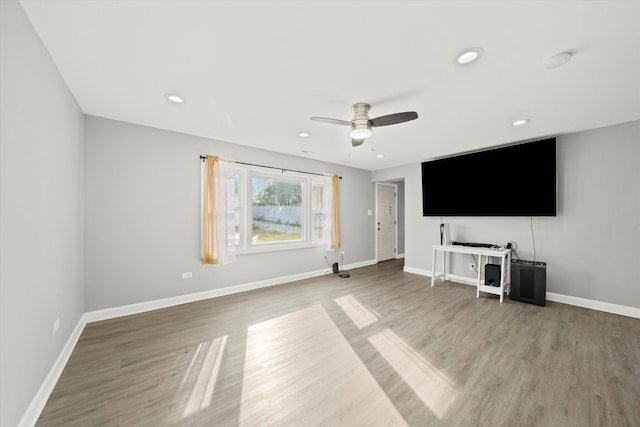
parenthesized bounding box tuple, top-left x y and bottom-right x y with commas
(485, 263, 501, 287)
(510, 259, 546, 306)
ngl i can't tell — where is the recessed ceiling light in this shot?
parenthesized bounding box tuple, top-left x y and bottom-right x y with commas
(545, 51, 573, 68)
(457, 47, 484, 65)
(512, 119, 530, 126)
(166, 94, 183, 103)
(299, 132, 310, 137)
(376, 154, 384, 158)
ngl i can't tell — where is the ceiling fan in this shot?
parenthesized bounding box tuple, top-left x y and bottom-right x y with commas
(310, 102, 418, 147)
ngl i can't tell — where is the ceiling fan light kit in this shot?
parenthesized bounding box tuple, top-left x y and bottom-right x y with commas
(310, 102, 418, 147)
(350, 125, 372, 140)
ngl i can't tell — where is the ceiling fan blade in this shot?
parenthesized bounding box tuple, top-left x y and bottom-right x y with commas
(351, 138, 365, 147)
(370, 111, 418, 127)
(310, 117, 351, 126)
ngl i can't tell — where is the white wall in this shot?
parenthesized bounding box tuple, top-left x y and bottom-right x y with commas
(373, 120, 640, 309)
(84, 116, 375, 311)
(0, 1, 85, 426)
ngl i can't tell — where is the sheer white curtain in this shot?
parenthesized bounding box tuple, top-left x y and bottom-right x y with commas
(202, 155, 236, 265)
(321, 174, 341, 249)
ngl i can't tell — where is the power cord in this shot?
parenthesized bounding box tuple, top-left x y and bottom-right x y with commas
(324, 255, 350, 278)
(506, 241, 520, 260)
(339, 252, 350, 278)
(530, 217, 537, 261)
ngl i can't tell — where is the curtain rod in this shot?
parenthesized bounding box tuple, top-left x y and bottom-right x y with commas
(199, 155, 342, 179)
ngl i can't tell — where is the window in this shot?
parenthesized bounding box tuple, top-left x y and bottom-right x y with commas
(251, 175, 303, 243)
(229, 165, 328, 253)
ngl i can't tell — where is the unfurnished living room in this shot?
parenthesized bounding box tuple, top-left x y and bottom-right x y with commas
(1, 1, 639, 426)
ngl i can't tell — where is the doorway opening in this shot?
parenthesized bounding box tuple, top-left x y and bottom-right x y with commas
(375, 181, 405, 263)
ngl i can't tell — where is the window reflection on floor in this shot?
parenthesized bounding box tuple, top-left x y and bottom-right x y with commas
(239, 304, 407, 426)
(369, 328, 458, 419)
(335, 294, 380, 329)
(182, 335, 228, 417)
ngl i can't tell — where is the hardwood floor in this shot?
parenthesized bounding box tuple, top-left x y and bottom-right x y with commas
(37, 259, 640, 426)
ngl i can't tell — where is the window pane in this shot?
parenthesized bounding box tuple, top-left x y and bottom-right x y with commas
(251, 176, 303, 243)
(311, 183, 324, 240)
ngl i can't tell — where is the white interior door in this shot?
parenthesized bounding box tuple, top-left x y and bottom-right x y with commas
(377, 184, 396, 261)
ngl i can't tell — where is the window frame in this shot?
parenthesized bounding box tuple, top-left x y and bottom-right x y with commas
(231, 164, 326, 255)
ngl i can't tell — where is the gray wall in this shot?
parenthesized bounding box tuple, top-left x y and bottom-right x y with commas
(0, 1, 85, 426)
(84, 116, 375, 311)
(373, 120, 640, 309)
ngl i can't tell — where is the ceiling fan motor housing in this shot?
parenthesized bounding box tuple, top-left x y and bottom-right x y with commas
(350, 102, 372, 139)
(352, 102, 371, 125)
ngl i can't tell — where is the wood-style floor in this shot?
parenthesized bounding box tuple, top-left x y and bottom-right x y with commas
(37, 259, 640, 426)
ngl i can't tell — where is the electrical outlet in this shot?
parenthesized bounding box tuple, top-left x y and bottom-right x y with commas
(53, 318, 60, 334)
(182, 272, 192, 279)
(340, 251, 345, 257)
(469, 263, 476, 271)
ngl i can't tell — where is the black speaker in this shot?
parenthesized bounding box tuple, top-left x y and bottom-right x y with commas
(485, 264, 501, 287)
(510, 259, 546, 306)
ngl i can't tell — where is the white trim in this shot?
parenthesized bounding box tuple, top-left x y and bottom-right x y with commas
(85, 270, 325, 323)
(403, 266, 431, 277)
(18, 314, 88, 427)
(402, 266, 640, 319)
(403, 267, 477, 286)
(345, 259, 378, 270)
(21, 258, 378, 425)
(234, 241, 322, 256)
(18, 259, 639, 426)
(84, 258, 377, 323)
(395, 253, 405, 259)
(546, 292, 640, 319)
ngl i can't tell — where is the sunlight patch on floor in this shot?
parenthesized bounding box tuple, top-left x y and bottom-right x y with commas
(178, 341, 204, 394)
(240, 304, 407, 426)
(335, 294, 380, 329)
(182, 335, 228, 418)
(368, 328, 458, 419)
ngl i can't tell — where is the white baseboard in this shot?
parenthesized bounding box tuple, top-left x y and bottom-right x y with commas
(29, 258, 635, 426)
(546, 292, 640, 319)
(85, 258, 377, 323)
(402, 266, 640, 319)
(395, 253, 405, 259)
(18, 313, 88, 427)
(403, 266, 430, 277)
(21, 259, 377, 426)
(344, 259, 378, 270)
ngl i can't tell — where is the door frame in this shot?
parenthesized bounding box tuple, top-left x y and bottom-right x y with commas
(375, 182, 398, 262)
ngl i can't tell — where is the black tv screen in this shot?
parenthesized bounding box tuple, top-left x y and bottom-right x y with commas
(422, 138, 557, 216)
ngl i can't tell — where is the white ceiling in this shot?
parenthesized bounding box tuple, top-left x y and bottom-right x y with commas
(19, 0, 640, 171)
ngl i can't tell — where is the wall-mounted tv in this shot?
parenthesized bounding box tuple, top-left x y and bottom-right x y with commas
(421, 137, 557, 216)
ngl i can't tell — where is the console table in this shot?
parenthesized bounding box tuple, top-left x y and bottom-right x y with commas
(431, 245, 512, 303)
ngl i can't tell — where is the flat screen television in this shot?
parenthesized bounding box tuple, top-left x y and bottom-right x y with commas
(421, 137, 557, 216)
